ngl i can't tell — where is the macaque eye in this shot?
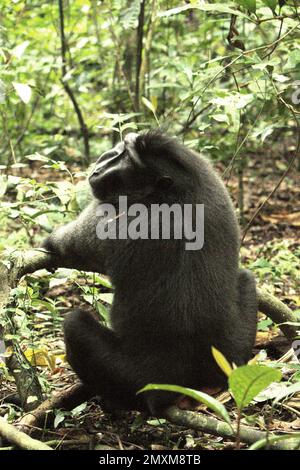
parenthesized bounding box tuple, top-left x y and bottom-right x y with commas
(122, 132, 143, 166)
(156, 176, 173, 190)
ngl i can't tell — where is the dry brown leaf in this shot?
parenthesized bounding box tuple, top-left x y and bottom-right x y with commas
(261, 212, 300, 227)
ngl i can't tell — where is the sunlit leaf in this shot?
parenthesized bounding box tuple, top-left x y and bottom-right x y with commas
(71, 403, 87, 416)
(235, 0, 256, 13)
(159, 4, 249, 18)
(26, 395, 39, 405)
(0, 79, 6, 103)
(12, 82, 32, 104)
(151, 95, 158, 112)
(54, 412, 65, 429)
(11, 41, 29, 59)
(142, 96, 156, 115)
(262, 0, 277, 11)
(229, 364, 282, 410)
(273, 381, 300, 405)
(212, 347, 233, 377)
(138, 383, 232, 425)
(99, 293, 114, 305)
(212, 114, 230, 125)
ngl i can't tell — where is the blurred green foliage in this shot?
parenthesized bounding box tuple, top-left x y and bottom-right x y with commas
(0, 0, 299, 165)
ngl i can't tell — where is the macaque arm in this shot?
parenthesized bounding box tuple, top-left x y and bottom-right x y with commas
(42, 201, 107, 274)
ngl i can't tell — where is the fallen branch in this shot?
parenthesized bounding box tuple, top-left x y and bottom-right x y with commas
(0, 438, 91, 451)
(0, 417, 52, 450)
(17, 382, 92, 433)
(257, 288, 299, 342)
(163, 406, 300, 450)
(15, 382, 300, 450)
(0, 249, 299, 441)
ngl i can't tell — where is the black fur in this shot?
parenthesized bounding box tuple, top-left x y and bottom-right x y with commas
(42, 130, 257, 414)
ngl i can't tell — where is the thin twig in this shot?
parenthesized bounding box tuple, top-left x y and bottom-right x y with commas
(135, 0, 146, 112)
(185, 22, 300, 128)
(262, 18, 284, 60)
(57, 0, 90, 165)
(140, 0, 158, 100)
(242, 88, 300, 241)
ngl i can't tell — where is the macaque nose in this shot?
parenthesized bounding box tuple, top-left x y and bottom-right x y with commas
(90, 142, 126, 180)
(91, 167, 100, 176)
(89, 165, 101, 181)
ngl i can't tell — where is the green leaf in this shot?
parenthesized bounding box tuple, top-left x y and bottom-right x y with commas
(99, 293, 114, 305)
(262, 0, 277, 11)
(211, 346, 233, 377)
(12, 82, 32, 104)
(75, 180, 90, 210)
(0, 79, 6, 103)
(54, 412, 65, 428)
(94, 274, 112, 289)
(272, 73, 290, 83)
(71, 403, 87, 416)
(120, 122, 138, 133)
(159, 4, 249, 19)
(31, 299, 57, 315)
(0, 175, 8, 198)
(212, 114, 230, 125)
(96, 302, 110, 324)
(147, 418, 167, 426)
(11, 41, 29, 59)
(235, 0, 256, 13)
(141, 96, 159, 124)
(141, 96, 156, 115)
(229, 365, 282, 410)
(249, 432, 300, 450)
(286, 50, 300, 69)
(273, 381, 300, 405)
(138, 383, 232, 425)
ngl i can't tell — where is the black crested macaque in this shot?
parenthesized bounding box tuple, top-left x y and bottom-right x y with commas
(42, 130, 257, 415)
